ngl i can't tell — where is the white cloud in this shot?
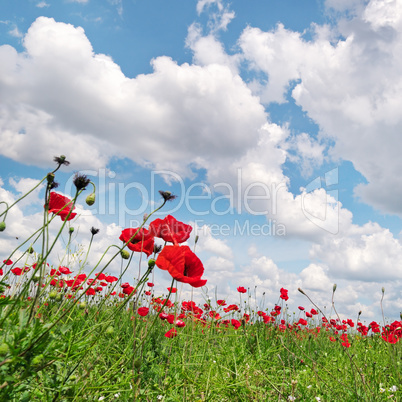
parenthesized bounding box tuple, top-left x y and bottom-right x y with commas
(239, 0, 402, 215)
(8, 27, 23, 38)
(36, 1, 50, 8)
(288, 133, 325, 177)
(0, 17, 266, 176)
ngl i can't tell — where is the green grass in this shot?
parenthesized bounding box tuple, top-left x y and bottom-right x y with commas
(0, 297, 400, 401)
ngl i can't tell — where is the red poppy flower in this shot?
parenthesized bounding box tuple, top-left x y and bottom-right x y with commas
(298, 306, 305, 311)
(155, 245, 207, 288)
(149, 215, 192, 245)
(175, 320, 186, 328)
(137, 307, 149, 317)
(145, 291, 151, 296)
(106, 275, 118, 283)
(217, 299, 226, 306)
(310, 308, 318, 315)
(167, 287, 177, 293)
(123, 286, 135, 295)
(119, 228, 154, 257)
(231, 319, 241, 330)
(237, 286, 247, 293)
(164, 328, 178, 338)
(279, 287, 289, 301)
(298, 318, 308, 326)
(86, 288, 96, 296)
(58, 266, 72, 275)
(0, 268, 3, 276)
(11, 267, 23, 276)
(147, 282, 154, 287)
(305, 312, 313, 318)
(95, 273, 106, 280)
(47, 192, 77, 221)
(3, 259, 12, 265)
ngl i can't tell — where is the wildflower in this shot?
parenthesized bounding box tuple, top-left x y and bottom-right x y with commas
(137, 307, 149, 317)
(298, 306, 305, 311)
(167, 287, 177, 293)
(155, 245, 207, 288)
(119, 228, 155, 257)
(90, 227, 100, 235)
(47, 192, 77, 221)
(11, 267, 23, 276)
(280, 287, 289, 301)
(237, 286, 247, 293)
(54, 155, 70, 166)
(175, 320, 186, 328)
(164, 328, 178, 338)
(149, 215, 192, 245)
(106, 275, 118, 283)
(159, 191, 177, 202)
(58, 266, 72, 275)
(3, 259, 12, 265)
(231, 319, 241, 330)
(73, 173, 91, 191)
(147, 282, 154, 287)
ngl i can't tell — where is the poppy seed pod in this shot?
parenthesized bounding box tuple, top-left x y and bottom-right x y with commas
(148, 259, 156, 268)
(0, 221, 5, 232)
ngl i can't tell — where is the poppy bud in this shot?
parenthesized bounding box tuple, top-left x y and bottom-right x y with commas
(134, 359, 141, 369)
(106, 326, 114, 335)
(55, 293, 62, 302)
(27, 246, 34, 254)
(148, 259, 156, 268)
(195, 235, 199, 244)
(79, 301, 86, 309)
(32, 275, 40, 283)
(86, 192, 96, 206)
(298, 288, 306, 295)
(333, 283, 337, 292)
(381, 287, 385, 294)
(0, 343, 10, 356)
(0, 221, 6, 232)
(69, 227, 74, 234)
(120, 249, 130, 260)
(49, 291, 57, 300)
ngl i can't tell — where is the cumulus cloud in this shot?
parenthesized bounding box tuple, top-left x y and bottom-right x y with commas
(239, 0, 402, 215)
(0, 17, 265, 176)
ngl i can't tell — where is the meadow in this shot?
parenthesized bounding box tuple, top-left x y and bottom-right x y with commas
(0, 156, 400, 401)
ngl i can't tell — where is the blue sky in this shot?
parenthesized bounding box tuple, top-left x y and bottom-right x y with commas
(0, 0, 401, 321)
